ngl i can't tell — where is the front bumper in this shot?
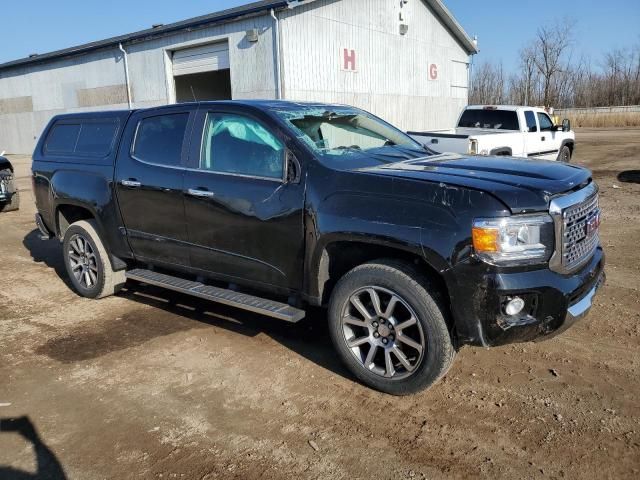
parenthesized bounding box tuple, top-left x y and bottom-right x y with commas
(448, 247, 605, 346)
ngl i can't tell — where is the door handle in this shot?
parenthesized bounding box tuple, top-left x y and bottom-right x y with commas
(121, 179, 142, 188)
(187, 188, 215, 198)
(541, 136, 546, 141)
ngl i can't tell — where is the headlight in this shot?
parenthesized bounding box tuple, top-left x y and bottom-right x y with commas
(472, 214, 554, 265)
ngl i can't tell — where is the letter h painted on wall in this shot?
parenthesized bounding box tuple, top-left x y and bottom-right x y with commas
(341, 48, 357, 72)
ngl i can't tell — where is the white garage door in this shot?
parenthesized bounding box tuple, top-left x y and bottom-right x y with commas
(172, 43, 230, 77)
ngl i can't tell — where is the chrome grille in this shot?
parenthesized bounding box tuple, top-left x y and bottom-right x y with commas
(549, 183, 600, 273)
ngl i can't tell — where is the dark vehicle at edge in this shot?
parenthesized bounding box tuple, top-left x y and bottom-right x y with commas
(31, 100, 605, 395)
(0, 155, 20, 212)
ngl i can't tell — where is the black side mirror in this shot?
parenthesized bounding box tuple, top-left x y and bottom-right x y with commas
(528, 125, 538, 133)
(562, 118, 571, 132)
(285, 151, 301, 184)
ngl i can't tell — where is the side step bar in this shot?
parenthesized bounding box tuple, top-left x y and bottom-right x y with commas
(126, 268, 305, 323)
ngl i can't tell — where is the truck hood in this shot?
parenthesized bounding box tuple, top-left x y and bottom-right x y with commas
(358, 152, 592, 213)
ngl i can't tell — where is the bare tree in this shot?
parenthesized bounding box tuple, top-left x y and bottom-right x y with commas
(520, 46, 537, 105)
(470, 30, 640, 109)
(469, 61, 506, 105)
(531, 18, 575, 106)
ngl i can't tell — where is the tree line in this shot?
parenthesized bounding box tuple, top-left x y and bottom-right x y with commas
(470, 19, 640, 109)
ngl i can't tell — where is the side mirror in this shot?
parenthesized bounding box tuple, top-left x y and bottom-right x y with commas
(562, 118, 571, 132)
(528, 125, 537, 133)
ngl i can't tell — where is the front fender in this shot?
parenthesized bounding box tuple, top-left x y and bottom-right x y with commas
(0, 156, 13, 173)
(304, 186, 455, 302)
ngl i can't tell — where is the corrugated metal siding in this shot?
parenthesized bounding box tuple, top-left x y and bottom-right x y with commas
(0, 49, 130, 154)
(0, 16, 276, 153)
(279, 0, 470, 131)
(0, 0, 472, 153)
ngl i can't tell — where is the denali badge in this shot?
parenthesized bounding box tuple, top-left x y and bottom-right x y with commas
(585, 210, 601, 237)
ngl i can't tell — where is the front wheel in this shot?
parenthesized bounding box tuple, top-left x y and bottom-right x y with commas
(62, 220, 125, 299)
(558, 145, 571, 162)
(328, 259, 456, 395)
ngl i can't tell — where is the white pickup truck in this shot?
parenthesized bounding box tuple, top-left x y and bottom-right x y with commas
(409, 105, 575, 162)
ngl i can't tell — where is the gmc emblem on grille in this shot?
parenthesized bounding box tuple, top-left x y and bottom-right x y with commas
(585, 210, 601, 237)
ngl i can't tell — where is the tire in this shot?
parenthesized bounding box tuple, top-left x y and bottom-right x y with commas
(0, 169, 19, 212)
(0, 190, 20, 212)
(557, 145, 571, 162)
(328, 259, 455, 395)
(62, 219, 126, 299)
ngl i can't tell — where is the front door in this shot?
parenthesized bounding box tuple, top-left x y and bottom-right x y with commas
(183, 108, 305, 290)
(115, 106, 195, 266)
(525, 111, 560, 160)
(535, 112, 561, 160)
(523, 109, 544, 159)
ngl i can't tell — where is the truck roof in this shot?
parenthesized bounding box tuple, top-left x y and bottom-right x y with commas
(48, 100, 361, 121)
(465, 105, 549, 113)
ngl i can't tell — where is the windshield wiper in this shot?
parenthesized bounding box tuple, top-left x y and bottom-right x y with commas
(335, 145, 362, 150)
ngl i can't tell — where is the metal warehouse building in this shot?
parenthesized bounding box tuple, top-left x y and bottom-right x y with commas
(0, 0, 477, 154)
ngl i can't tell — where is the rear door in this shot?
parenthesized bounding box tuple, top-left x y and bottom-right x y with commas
(115, 106, 196, 266)
(183, 106, 305, 290)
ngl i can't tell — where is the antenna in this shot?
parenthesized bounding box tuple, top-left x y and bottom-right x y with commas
(190, 85, 198, 102)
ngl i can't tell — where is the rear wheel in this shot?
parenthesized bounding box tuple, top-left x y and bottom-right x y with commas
(328, 259, 455, 395)
(62, 220, 125, 299)
(558, 145, 571, 162)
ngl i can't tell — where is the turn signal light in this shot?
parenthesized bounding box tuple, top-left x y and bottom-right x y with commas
(472, 227, 499, 252)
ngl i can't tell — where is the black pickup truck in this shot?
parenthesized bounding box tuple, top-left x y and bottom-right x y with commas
(0, 155, 20, 212)
(32, 101, 604, 395)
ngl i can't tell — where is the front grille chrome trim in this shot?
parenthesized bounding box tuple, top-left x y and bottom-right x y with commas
(549, 182, 599, 274)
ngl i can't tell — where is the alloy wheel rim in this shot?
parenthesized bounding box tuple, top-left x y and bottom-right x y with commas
(68, 234, 99, 289)
(341, 286, 426, 380)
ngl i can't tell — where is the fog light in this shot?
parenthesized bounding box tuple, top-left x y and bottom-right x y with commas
(504, 297, 525, 316)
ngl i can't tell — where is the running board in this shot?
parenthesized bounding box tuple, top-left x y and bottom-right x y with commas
(126, 269, 305, 323)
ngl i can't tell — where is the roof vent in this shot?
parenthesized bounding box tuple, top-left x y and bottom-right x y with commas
(152, 23, 164, 29)
(29, 53, 38, 58)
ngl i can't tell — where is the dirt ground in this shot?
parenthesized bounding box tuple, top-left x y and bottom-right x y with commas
(1, 128, 639, 479)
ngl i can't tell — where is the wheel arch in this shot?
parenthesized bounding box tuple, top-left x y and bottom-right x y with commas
(308, 238, 453, 328)
(55, 202, 127, 271)
(560, 139, 574, 154)
(489, 147, 512, 156)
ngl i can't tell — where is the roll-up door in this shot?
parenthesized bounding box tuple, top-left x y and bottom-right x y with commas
(172, 43, 230, 77)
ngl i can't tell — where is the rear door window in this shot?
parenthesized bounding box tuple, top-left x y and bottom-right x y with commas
(132, 113, 189, 167)
(524, 111, 537, 132)
(458, 109, 519, 130)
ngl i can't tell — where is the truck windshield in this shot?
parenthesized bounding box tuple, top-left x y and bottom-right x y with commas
(273, 106, 423, 157)
(458, 109, 519, 130)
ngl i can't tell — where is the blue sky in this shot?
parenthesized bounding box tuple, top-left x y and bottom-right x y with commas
(1, 0, 639, 71)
